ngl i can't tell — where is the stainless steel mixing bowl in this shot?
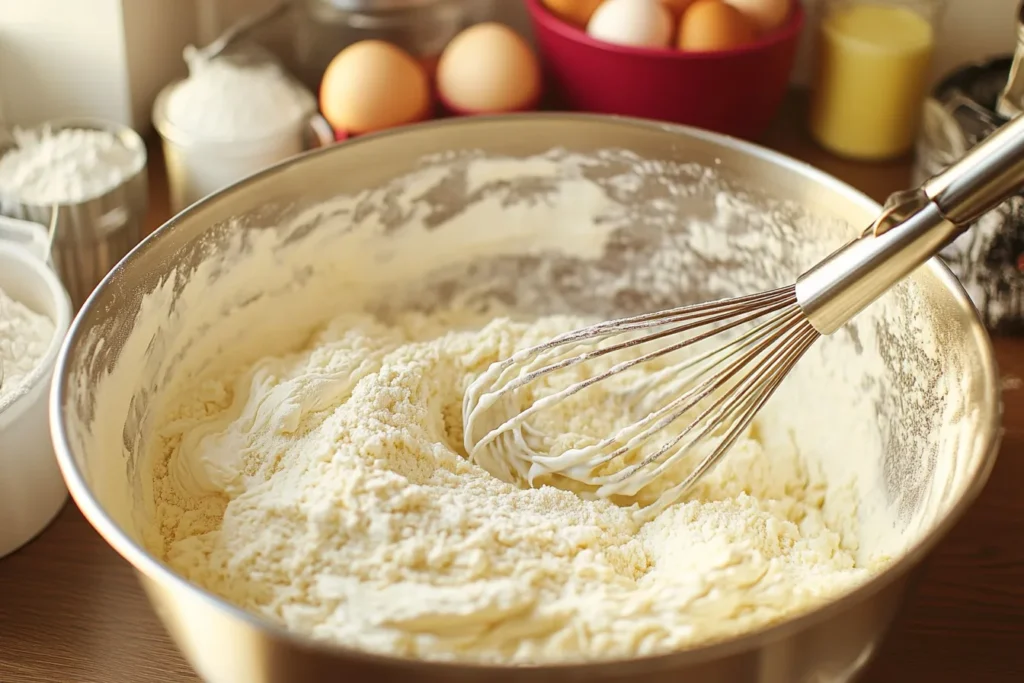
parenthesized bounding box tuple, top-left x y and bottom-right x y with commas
(50, 114, 1001, 683)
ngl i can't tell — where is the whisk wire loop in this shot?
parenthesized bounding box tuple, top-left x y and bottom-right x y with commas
(589, 307, 809, 489)
(528, 307, 803, 480)
(625, 319, 820, 512)
(463, 286, 821, 511)
(463, 288, 797, 451)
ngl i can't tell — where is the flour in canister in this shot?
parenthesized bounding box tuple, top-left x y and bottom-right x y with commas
(0, 286, 54, 407)
(153, 307, 869, 663)
(0, 127, 143, 206)
(166, 53, 314, 142)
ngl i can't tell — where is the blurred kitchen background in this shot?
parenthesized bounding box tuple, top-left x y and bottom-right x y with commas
(0, 0, 1016, 132)
(1, 0, 1024, 331)
(0, 0, 523, 131)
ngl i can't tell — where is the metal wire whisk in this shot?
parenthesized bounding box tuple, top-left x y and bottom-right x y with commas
(463, 287, 817, 511)
(464, 112, 1024, 514)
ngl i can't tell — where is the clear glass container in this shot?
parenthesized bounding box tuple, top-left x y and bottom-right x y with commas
(809, 0, 946, 162)
(293, 0, 496, 89)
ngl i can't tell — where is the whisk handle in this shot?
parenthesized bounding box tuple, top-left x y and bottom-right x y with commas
(923, 110, 1024, 225)
(797, 112, 1024, 335)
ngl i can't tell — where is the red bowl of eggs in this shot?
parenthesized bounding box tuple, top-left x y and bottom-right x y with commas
(526, 0, 805, 139)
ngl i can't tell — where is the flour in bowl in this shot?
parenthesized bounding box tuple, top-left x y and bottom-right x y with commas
(150, 306, 871, 663)
(0, 286, 54, 406)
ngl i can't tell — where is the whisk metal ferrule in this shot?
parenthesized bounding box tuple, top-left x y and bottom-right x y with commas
(795, 193, 956, 336)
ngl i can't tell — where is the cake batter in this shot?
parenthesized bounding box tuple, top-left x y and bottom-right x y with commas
(149, 306, 869, 663)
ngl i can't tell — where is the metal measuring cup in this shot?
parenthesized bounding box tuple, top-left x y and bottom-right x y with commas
(0, 119, 149, 311)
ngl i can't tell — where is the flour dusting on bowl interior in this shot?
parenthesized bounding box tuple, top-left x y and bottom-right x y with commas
(66, 148, 983, 664)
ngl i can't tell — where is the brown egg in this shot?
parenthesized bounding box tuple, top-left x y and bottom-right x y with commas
(542, 0, 606, 27)
(677, 0, 757, 52)
(319, 40, 431, 135)
(436, 23, 542, 115)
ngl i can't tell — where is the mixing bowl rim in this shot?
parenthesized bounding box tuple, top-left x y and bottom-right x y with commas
(49, 111, 1002, 672)
(525, 0, 806, 61)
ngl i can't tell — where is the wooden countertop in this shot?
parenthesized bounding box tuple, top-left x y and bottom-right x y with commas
(1, 93, 1022, 682)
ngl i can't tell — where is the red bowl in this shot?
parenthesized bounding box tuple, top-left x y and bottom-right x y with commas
(525, 0, 806, 139)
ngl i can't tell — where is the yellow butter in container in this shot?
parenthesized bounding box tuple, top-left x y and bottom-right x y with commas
(810, 0, 943, 162)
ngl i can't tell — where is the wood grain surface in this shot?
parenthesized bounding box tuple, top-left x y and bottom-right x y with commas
(1, 92, 1022, 682)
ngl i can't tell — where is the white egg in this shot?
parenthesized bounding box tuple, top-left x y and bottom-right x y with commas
(586, 0, 673, 48)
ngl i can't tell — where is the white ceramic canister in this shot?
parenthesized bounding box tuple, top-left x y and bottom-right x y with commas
(153, 54, 335, 214)
(0, 216, 73, 559)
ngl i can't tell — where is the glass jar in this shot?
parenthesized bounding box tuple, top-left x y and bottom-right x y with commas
(809, 0, 946, 162)
(293, 0, 496, 89)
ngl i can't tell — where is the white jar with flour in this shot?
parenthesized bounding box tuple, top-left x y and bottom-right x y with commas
(0, 216, 73, 558)
(153, 48, 335, 213)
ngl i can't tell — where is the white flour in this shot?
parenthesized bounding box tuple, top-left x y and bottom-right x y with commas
(167, 56, 314, 142)
(0, 286, 54, 406)
(153, 309, 869, 662)
(66, 145, 984, 666)
(0, 127, 143, 205)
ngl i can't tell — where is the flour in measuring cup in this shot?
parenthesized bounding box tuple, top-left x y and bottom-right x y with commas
(0, 285, 54, 407)
(0, 127, 143, 206)
(166, 57, 314, 142)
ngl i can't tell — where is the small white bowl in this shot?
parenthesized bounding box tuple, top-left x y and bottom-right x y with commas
(0, 220, 73, 558)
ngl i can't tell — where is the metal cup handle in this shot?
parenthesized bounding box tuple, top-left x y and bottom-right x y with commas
(0, 211, 56, 266)
(304, 113, 337, 150)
